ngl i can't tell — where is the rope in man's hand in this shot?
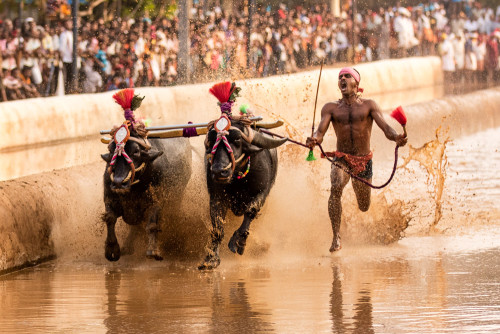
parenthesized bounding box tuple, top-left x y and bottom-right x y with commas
(260, 104, 408, 189)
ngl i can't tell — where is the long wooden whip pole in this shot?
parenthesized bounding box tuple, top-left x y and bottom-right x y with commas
(311, 60, 324, 137)
(307, 60, 324, 161)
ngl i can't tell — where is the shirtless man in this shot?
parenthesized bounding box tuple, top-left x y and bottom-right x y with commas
(306, 67, 407, 252)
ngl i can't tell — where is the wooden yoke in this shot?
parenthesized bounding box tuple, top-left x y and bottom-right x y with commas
(101, 119, 285, 144)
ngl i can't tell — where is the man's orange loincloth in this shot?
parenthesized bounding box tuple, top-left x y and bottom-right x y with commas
(321, 151, 373, 175)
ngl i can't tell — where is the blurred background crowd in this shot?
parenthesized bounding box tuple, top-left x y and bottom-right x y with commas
(0, 0, 499, 102)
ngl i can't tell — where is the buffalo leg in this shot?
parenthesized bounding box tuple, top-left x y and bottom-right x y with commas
(103, 205, 121, 262)
(228, 191, 267, 256)
(228, 189, 269, 255)
(145, 206, 163, 261)
(122, 224, 141, 256)
(198, 198, 226, 270)
(228, 211, 255, 255)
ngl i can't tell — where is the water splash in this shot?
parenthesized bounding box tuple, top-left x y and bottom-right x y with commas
(400, 126, 450, 229)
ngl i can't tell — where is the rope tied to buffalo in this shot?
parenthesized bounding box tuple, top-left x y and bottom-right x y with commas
(258, 129, 400, 189)
(110, 142, 132, 166)
(210, 130, 236, 173)
(211, 130, 233, 155)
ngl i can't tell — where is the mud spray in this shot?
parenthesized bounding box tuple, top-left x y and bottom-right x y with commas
(399, 127, 449, 232)
(225, 115, 450, 264)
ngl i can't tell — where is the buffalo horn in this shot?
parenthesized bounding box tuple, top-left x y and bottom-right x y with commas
(251, 131, 288, 149)
(123, 170, 132, 183)
(128, 137, 151, 150)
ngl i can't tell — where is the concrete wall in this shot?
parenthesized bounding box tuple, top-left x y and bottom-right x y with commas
(0, 57, 442, 151)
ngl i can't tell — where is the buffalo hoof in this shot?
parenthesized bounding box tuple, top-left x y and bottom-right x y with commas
(105, 241, 121, 262)
(198, 254, 221, 270)
(228, 230, 249, 255)
(329, 235, 342, 252)
(146, 249, 163, 261)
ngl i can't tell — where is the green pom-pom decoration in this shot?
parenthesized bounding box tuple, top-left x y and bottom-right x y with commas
(239, 104, 249, 114)
(306, 150, 316, 161)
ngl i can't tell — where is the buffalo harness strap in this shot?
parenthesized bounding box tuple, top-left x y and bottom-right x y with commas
(208, 120, 255, 176)
(210, 130, 236, 173)
(108, 123, 152, 185)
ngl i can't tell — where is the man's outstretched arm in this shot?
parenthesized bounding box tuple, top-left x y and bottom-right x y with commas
(370, 101, 407, 147)
(306, 103, 333, 148)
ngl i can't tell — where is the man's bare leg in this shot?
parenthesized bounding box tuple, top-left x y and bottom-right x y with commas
(328, 166, 350, 252)
(352, 178, 372, 212)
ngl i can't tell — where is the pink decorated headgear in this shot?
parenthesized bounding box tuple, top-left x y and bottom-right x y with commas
(339, 67, 364, 93)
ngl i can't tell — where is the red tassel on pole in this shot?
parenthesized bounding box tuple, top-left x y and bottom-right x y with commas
(390, 105, 407, 137)
(209, 81, 233, 103)
(390, 106, 407, 125)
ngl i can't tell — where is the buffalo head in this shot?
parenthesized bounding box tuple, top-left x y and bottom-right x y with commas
(205, 125, 287, 183)
(101, 137, 163, 192)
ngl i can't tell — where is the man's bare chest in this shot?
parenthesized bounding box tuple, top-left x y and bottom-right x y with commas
(332, 105, 370, 124)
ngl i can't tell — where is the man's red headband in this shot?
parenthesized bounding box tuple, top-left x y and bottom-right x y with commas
(339, 67, 360, 83)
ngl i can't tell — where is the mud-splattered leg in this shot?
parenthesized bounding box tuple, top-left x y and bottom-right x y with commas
(228, 191, 268, 255)
(146, 206, 163, 261)
(198, 198, 227, 270)
(103, 204, 121, 261)
(328, 165, 350, 252)
(352, 178, 372, 212)
(228, 210, 255, 255)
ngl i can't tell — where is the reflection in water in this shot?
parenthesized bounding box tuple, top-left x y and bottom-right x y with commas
(330, 265, 376, 334)
(1, 231, 500, 333)
(98, 267, 274, 333)
(104, 270, 121, 334)
(330, 265, 346, 333)
(208, 272, 273, 333)
(353, 290, 374, 334)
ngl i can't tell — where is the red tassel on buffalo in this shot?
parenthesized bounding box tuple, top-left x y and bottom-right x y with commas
(209, 81, 234, 103)
(112, 88, 135, 110)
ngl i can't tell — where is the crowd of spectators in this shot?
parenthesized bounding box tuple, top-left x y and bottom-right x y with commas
(1, 1, 500, 102)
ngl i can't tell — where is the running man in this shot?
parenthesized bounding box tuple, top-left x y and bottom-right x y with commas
(306, 67, 407, 252)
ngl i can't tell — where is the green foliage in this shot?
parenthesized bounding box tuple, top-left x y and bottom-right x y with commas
(229, 82, 241, 103)
(131, 94, 145, 111)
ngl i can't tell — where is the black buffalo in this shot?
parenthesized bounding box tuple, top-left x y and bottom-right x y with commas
(101, 130, 191, 261)
(198, 121, 287, 269)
